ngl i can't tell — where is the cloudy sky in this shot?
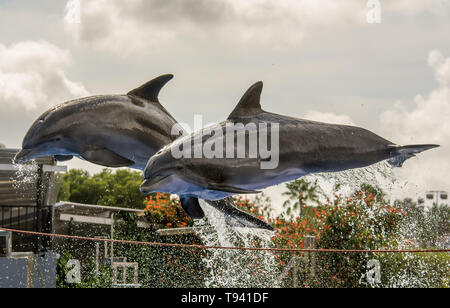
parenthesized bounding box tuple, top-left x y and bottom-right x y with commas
(1, 0, 450, 204)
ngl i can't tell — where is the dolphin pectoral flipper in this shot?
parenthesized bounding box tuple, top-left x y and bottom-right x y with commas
(180, 197, 205, 219)
(127, 74, 174, 103)
(54, 155, 73, 162)
(205, 198, 274, 231)
(81, 149, 134, 167)
(207, 183, 261, 195)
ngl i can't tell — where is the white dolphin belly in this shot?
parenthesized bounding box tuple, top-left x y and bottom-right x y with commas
(182, 167, 308, 200)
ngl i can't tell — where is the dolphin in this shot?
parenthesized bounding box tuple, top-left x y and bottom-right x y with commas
(141, 81, 439, 201)
(15, 75, 273, 230)
(15, 74, 178, 170)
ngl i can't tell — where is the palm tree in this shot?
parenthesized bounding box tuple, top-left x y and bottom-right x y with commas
(282, 179, 322, 216)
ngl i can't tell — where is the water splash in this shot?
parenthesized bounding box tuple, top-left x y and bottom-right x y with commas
(196, 200, 280, 288)
(304, 161, 408, 202)
(304, 162, 449, 288)
(12, 161, 38, 182)
(11, 161, 39, 197)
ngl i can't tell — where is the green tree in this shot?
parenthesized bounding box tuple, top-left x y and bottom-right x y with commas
(114, 213, 207, 288)
(57, 168, 146, 209)
(282, 179, 322, 216)
(55, 169, 207, 288)
(274, 181, 450, 288)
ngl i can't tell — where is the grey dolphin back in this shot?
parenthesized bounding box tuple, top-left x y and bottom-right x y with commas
(228, 81, 264, 120)
(127, 74, 174, 103)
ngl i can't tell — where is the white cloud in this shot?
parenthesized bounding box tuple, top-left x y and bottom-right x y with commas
(380, 50, 450, 193)
(64, 0, 365, 55)
(384, 0, 450, 16)
(428, 50, 450, 87)
(64, 0, 450, 55)
(280, 48, 450, 200)
(0, 41, 89, 112)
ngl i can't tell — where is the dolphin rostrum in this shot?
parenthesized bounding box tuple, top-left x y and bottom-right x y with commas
(15, 75, 273, 230)
(141, 81, 439, 201)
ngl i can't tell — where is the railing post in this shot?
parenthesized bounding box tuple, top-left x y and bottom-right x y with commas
(0, 230, 12, 257)
(110, 213, 114, 265)
(293, 263, 298, 288)
(95, 242, 100, 276)
(112, 262, 140, 288)
(35, 164, 44, 253)
(26, 253, 34, 288)
(304, 236, 316, 279)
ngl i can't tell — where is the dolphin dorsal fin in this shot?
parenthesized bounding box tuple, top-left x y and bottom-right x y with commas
(127, 74, 174, 103)
(227, 81, 264, 120)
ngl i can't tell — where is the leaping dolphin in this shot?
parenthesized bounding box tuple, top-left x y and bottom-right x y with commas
(15, 74, 178, 170)
(15, 75, 273, 230)
(141, 81, 439, 201)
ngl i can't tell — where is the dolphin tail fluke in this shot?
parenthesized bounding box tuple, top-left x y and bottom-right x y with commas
(203, 198, 274, 231)
(387, 144, 439, 167)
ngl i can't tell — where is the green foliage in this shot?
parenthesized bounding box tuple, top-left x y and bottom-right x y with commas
(378, 252, 450, 288)
(56, 253, 74, 288)
(307, 185, 404, 287)
(114, 213, 207, 288)
(282, 179, 322, 216)
(55, 214, 207, 288)
(57, 168, 146, 209)
(56, 253, 113, 288)
(277, 181, 449, 288)
(399, 204, 450, 248)
(55, 170, 449, 288)
(144, 193, 194, 228)
(56, 169, 206, 288)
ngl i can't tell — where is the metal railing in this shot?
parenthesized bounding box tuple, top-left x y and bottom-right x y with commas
(0, 205, 37, 231)
(0, 205, 53, 253)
